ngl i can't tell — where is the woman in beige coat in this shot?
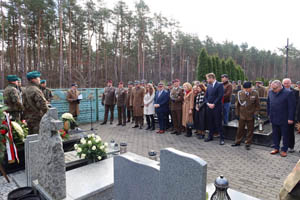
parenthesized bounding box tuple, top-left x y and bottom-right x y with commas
(182, 82, 194, 137)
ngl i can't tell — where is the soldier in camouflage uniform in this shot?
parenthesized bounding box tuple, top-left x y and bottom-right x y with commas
(3, 75, 23, 121)
(23, 71, 49, 134)
(40, 80, 53, 103)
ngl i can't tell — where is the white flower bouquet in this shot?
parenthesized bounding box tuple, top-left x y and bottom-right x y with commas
(74, 134, 108, 162)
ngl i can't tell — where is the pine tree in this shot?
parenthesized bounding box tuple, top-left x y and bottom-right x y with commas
(207, 56, 213, 74)
(197, 48, 209, 81)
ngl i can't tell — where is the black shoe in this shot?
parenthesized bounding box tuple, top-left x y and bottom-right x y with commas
(185, 133, 192, 137)
(219, 140, 225, 145)
(117, 123, 122, 126)
(204, 138, 213, 142)
(122, 124, 126, 126)
(127, 120, 130, 123)
(197, 135, 205, 139)
(145, 126, 151, 130)
(171, 131, 177, 135)
(132, 125, 139, 128)
(151, 127, 155, 131)
(245, 144, 250, 150)
(231, 143, 240, 147)
(139, 126, 143, 129)
(110, 122, 113, 125)
(131, 121, 134, 124)
(176, 132, 182, 135)
(101, 122, 107, 125)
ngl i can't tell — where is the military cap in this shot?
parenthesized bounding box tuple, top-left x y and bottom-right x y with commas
(6, 75, 19, 82)
(232, 81, 236, 84)
(17, 77, 21, 81)
(167, 82, 172, 86)
(158, 81, 164, 86)
(128, 81, 133, 85)
(71, 83, 78, 87)
(148, 80, 154, 84)
(119, 81, 123, 85)
(134, 80, 140, 85)
(221, 74, 228, 78)
(40, 80, 46, 84)
(173, 79, 180, 83)
(27, 71, 41, 79)
(296, 81, 300, 85)
(255, 81, 262, 84)
(107, 80, 113, 83)
(243, 82, 252, 89)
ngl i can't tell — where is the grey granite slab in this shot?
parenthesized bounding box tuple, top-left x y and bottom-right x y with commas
(66, 158, 114, 200)
(159, 148, 207, 200)
(114, 152, 160, 200)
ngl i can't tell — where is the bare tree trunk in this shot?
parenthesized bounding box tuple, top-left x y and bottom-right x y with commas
(37, 12, 42, 70)
(0, 0, 4, 88)
(18, 5, 25, 84)
(59, 0, 64, 88)
(68, 7, 72, 84)
(24, 22, 28, 82)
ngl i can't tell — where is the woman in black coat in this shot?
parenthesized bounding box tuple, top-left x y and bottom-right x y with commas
(193, 84, 207, 139)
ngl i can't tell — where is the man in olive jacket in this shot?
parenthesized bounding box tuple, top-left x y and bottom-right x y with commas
(101, 80, 116, 125)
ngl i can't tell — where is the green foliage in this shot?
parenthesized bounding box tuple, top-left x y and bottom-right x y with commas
(197, 49, 209, 81)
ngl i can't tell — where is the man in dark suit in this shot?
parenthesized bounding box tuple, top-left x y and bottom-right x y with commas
(282, 78, 299, 153)
(268, 80, 296, 157)
(204, 73, 225, 145)
(154, 82, 170, 134)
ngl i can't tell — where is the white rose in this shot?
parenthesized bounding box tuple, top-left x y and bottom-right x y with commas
(88, 141, 92, 146)
(96, 136, 101, 141)
(74, 144, 78, 149)
(77, 148, 82, 153)
(91, 133, 95, 137)
(95, 138, 100, 143)
(80, 138, 86, 144)
(81, 154, 86, 159)
(104, 142, 108, 147)
(92, 146, 96, 150)
(100, 145, 104, 150)
(97, 156, 102, 160)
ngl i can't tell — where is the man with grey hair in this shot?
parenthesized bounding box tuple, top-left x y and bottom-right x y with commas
(267, 80, 296, 157)
(282, 78, 299, 153)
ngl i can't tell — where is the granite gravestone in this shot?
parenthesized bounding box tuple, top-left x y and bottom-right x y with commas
(36, 108, 66, 200)
(114, 148, 207, 200)
(159, 148, 207, 200)
(114, 152, 160, 200)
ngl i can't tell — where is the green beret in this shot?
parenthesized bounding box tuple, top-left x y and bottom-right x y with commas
(27, 71, 41, 79)
(6, 75, 19, 82)
(40, 80, 46, 84)
(17, 77, 21, 81)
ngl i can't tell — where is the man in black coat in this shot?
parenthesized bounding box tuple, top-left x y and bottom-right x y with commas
(204, 73, 225, 145)
(268, 80, 296, 157)
(282, 78, 299, 153)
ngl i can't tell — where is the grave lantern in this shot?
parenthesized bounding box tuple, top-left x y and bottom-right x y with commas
(148, 150, 157, 161)
(120, 143, 127, 154)
(210, 175, 231, 200)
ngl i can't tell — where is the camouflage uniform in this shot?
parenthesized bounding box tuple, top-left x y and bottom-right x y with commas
(3, 83, 23, 121)
(23, 82, 49, 134)
(40, 86, 53, 103)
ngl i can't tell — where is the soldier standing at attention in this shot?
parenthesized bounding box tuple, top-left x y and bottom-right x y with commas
(40, 80, 53, 104)
(116, 81, 127, 126)
(101, 80, 116, 125)
(23, 71, 48, 134)
(4, 75, 24, 121)
(170, 79, 184, 135)
(232, 82, 260, 150)
(131, 81, 145, 129)
(126, 81, 134, 123)
(255, 81, 267, 98)
(66, 83, 80, 120)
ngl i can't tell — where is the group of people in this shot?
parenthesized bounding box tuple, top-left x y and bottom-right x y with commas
(3, 71, 52, 135)
(4, 70, 299, 157)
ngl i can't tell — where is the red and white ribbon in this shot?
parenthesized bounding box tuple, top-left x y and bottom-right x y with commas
(4, 112, 19, 164)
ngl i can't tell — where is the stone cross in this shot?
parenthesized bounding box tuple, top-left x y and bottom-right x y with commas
(114, 148, 207, 200)
(25, 134, 39, 186)
(36, 108, 65, 200)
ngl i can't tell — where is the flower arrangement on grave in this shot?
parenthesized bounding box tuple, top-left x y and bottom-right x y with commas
(61, 113, 78, 132)
(74, 134, 108, 162)
(58, 129, 69, 140)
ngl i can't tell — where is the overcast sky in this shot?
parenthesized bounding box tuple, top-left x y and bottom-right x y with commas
(106, 0, 300, 52)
